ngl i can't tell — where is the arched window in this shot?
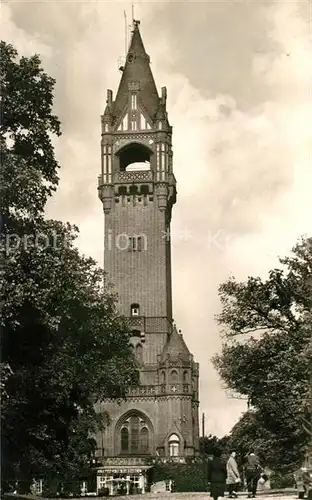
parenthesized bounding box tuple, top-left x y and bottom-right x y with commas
(170, 370, 178, 383)
(160, 371, 166, 384)
(121, 427, 129, 452)
(183, 370, 188, 382)
(168, 434, 180, 457)
(119, 414, 150, 455)
(131, 303, 140, 316)
(136, 343, 143, 361)
(140, 427, 149, 454)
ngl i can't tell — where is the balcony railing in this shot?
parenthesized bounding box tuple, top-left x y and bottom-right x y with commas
(115, 170, 153, 183)
(126, 383, 191, 397)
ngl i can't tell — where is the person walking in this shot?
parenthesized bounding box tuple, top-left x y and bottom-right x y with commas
(245, 451, 262, 498)
(226, 451, 240, 498)
(207, 448, 227, 500)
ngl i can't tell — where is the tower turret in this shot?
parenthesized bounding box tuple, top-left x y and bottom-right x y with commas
(95, 21, 199, 490)
(98, 19, 176, 326)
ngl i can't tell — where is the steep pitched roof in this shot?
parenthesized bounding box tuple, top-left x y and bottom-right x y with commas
(161, 325, 191, 361)
(113, 21, 159, 121)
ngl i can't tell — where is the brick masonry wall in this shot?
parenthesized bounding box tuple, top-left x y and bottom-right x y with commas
(104, 196, 171, 319)
(96, 394, 196, 457)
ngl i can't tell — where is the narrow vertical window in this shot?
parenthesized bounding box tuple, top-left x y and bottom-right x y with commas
(156, 144, 160, 181)
(128, 237, 132, 252)
(131, 416, 140, 453)
(107, 145, 112, 184)
(136, 236, 142, 252)
(131, 304, 140, 316)
(161, 143, 166, 181)
(140, 427, 149, 454)
(131, 93, 137, 110)
(121, 427, 129, 453)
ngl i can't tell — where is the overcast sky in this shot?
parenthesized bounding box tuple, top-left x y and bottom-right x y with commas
(3, 0, 311, 436)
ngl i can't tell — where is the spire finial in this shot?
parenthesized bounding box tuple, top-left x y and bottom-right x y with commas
(123, 10, 128, 56)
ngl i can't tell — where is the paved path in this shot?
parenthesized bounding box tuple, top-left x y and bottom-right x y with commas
(115, 493, 297, 500)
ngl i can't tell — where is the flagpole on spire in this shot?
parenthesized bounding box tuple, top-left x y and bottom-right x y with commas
(123, 10, 128, 56)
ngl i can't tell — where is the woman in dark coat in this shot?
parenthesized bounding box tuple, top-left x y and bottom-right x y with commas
(207, 448, 227, 500)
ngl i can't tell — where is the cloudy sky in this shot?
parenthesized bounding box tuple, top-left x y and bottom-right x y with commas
(3, 0, 311, 436)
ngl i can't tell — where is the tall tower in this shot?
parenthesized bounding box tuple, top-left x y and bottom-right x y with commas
(96, 20, 199, 495)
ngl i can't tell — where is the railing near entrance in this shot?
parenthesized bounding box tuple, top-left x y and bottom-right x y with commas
(152, 456, 188, 464)
(94, 455, 193, 466)
(100, 456, 150, 466)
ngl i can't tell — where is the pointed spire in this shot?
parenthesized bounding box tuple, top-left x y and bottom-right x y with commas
(113, 20, 160, 122)
(161, 324, 191, 361)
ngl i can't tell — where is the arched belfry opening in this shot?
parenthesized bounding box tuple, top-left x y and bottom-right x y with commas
(117, 142, 152, 171)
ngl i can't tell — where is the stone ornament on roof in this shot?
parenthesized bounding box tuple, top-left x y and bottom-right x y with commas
(128, 81, 140, 91)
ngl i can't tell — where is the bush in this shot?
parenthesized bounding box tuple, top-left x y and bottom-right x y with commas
(151, 459, 208, 492)
(270, 472, 295, 489)
(98, 487, 109, 497)
(42, 476, 61, 498)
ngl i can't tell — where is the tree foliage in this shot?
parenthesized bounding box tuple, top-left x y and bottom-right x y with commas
(0, 41, 138, 490)
(151, 459, 207, 492)
(1, 41, 61, 220)
(199, 434, 230, 457)
(214, 237, 312, 472)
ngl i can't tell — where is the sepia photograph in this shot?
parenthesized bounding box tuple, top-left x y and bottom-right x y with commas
(1, 0, 311, 499)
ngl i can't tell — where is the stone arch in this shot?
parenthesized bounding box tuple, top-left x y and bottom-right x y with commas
(168, 433, 180, 457)
(163, 427, 184, 457)
(116, 142, 154, 171)
(114, 410, 154, 456)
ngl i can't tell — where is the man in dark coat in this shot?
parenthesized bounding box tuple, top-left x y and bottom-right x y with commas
(245, 452, 262, 498)
(207, 448, 227, 500)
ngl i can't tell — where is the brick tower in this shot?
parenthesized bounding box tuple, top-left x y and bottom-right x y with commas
(96, 20, 199, 495)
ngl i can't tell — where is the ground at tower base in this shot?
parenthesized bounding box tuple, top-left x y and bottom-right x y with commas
(107, 493, 297, 500)
(2, 491, 299, 500)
